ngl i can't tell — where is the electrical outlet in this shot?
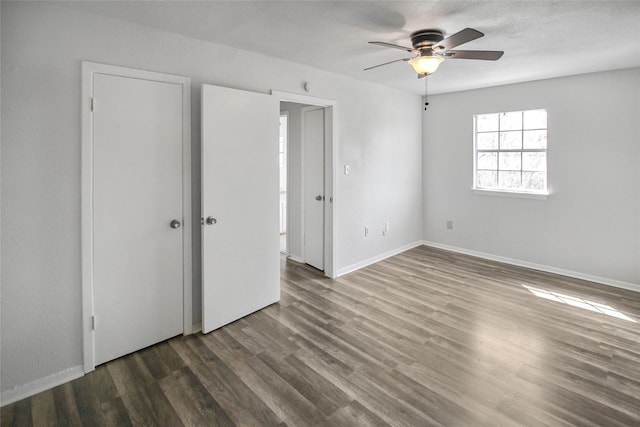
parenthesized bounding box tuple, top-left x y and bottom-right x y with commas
(446, 220, 454, 230)
(383, 221, 389, 236)
(364, 226, 369, 236)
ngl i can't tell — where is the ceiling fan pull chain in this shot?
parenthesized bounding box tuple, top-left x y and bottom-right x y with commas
(424, 75, 429, 111)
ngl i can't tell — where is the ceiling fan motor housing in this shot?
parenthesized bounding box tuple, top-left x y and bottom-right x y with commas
(410, 29, 445, 52)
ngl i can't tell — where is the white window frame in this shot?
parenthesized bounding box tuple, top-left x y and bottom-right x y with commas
(472, 109, 549, 200)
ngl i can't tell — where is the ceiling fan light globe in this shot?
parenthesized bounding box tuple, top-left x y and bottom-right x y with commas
(409, 56, 444, 75)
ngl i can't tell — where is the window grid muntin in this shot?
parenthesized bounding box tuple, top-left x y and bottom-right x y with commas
(474, 109, 547, 193)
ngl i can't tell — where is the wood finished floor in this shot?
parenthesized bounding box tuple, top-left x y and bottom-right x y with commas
(3, 245, 640, 426)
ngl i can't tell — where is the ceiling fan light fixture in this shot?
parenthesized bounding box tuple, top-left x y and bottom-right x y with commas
(409, 55, 444, 75)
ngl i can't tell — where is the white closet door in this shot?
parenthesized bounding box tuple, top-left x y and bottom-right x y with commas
(303, 107, 325, 270)
(93, 73, 184, 365)
(201, 84, 280, 334)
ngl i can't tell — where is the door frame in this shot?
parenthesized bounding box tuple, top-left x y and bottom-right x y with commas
(280, 110, 290, 255)
(272, 91, 336, 278)
(81, 62, 192, 372)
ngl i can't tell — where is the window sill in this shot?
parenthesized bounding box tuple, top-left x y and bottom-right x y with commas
(472, 188, 549, 200)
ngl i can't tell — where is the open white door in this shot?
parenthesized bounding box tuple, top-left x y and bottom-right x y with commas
(201, 85, 280, 334)
(303, 107, 325, 270)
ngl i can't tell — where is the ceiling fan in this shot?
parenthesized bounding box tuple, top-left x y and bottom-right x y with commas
(365, 28, 504, 77)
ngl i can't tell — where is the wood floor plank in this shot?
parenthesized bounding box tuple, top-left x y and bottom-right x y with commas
(257, 351, 350, 416)
(137, 341, 186, 381)
(173, 335, 284, 426)
(106, 353, 155, 398)
(71, 373, 110, 425)
(51, 383, 82, 427)
(202, 330, 325, 426)
(315, 400, 389, 427)
(158, 366, 235, 427)
(4, 245, 640, 426)
(98, 397, 132, 427)
(29, 389, 56, 427)
(1, 397, 32, 427)
(137, 382, 184, 427)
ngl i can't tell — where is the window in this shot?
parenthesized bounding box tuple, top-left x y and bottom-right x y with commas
(473, 109, 547, 195)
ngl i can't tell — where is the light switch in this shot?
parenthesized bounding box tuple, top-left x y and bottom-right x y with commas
(344, 164, 350, 175)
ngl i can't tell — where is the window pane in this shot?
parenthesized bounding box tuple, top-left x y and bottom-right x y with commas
(523, 152, 546, 172)
(477, 132, 498, 149)
(523, 109, 547, 129)
(477, 114, 498, 132)
(477, 170, 497, 188)
(477, 152, 497, 170)
(500, 131, 522, 149)
(523, 130, 547, 149)
(523, 172, 546, 191)
(500, 111, 522, 131)
(498, 171, 521, 189)
(499, 152, 521, 170)
(474, 109, 547, 194)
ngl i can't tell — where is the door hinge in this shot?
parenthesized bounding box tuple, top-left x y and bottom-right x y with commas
(91, 315, 96, 331)
(90, 97, 95, 112)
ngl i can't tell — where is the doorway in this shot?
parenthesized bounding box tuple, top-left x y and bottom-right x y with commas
(275, 91, 336, 277)
(81, 62, 192, 371)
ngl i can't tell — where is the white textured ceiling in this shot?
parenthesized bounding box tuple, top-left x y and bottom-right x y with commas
(60, 1, 640, 94)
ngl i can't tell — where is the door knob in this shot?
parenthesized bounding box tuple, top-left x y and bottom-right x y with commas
(206, 216, 217, 225)
(315, 195, 323, 201)
(170, 219, 181, 229)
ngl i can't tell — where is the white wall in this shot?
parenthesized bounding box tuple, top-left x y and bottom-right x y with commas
(423, 68, 640, 288)
(0, 2, 423, 396)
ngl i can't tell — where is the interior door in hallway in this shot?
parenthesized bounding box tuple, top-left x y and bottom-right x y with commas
(201, 84, 280, 334)
(92, 71, 185, 366)
(303, 107, 325, 270)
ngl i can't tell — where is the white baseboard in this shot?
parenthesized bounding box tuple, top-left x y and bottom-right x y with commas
(422, 241, 640, 293)
(335, 241, 424, 277)
(1, 365, 84, 407)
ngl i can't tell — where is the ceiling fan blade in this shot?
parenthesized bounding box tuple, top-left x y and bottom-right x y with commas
(438, 28, 484, 50)
(369, 41, 418, 53)
(363, 57, 412, 71)
(445, 50, 504, 60)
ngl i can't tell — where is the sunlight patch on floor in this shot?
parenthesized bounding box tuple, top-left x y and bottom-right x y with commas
(522, 284, 636, 323)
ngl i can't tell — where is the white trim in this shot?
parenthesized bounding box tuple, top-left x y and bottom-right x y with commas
(472, 109, 549, 196)
(323, 105, 336, 279)
(81, 62, 94, 372)
(272, 90, 337, 278)
(81, 62, 192, 373)
(1, 366, 84, 407)
(422, 241, 640, 293)
(280, 110, 290, 256)
(472, 188, 549, 200)
(272, 90, 336, 107)
(335, 241, 424, 277)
